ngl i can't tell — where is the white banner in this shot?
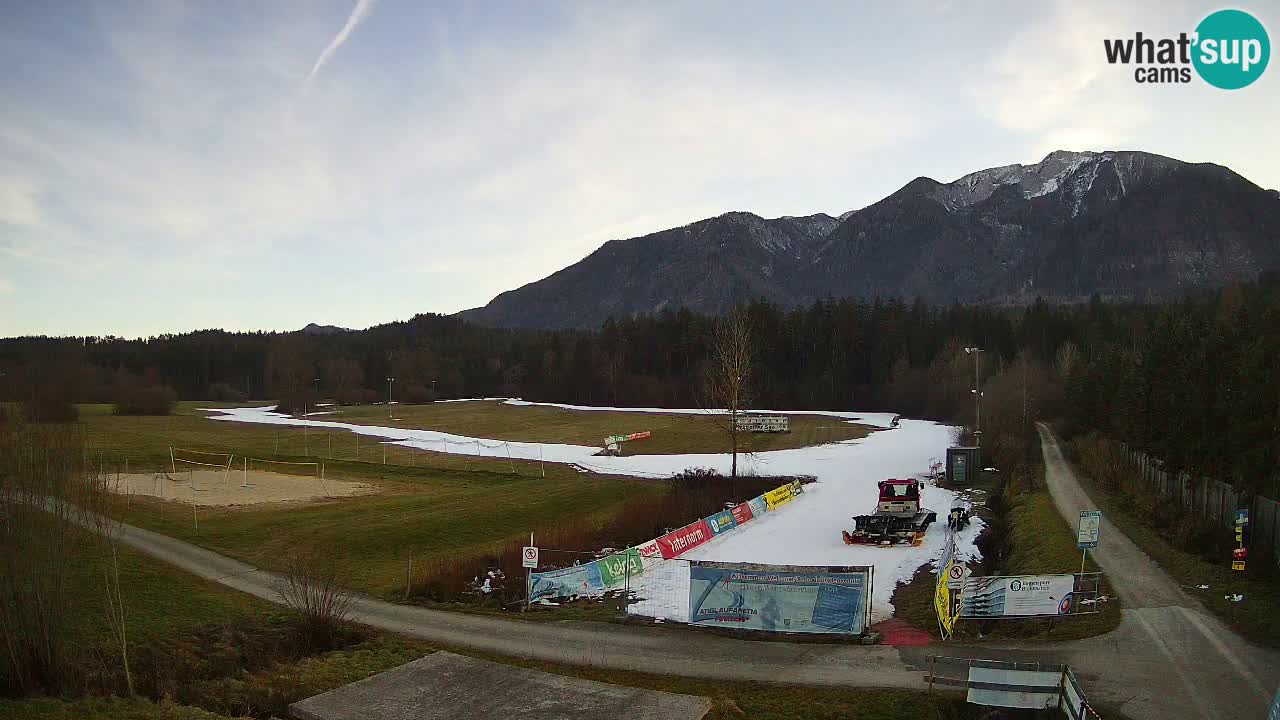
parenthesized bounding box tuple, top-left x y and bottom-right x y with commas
(959, 574, 1077, 618)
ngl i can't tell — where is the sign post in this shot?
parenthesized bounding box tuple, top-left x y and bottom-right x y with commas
(1076, 510, 1101, 574)
(1233, 509, 1248, 572)
(523, 534, 538, 608)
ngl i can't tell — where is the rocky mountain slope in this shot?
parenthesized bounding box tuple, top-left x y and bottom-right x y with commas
(461, 150, 1280, 329)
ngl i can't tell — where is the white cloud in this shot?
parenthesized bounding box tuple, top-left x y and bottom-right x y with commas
(973, 1, 1152, 157)
(0, 177, 42, 227)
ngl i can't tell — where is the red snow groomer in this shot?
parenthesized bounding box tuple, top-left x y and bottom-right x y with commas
(842, 478, 938, 547)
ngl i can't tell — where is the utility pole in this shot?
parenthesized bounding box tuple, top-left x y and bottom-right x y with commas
(387, 377, 395, 419)
(965, 347, 984, 446)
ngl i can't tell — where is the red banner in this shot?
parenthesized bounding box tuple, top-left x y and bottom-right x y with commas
(657, 519, 713, 559)
(731, 502, 754, 526)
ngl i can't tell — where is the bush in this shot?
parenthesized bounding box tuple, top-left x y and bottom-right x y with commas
(206, 382, 246, 403)
(22, 391, 79, 423)
(414, 470, 791, 604)
(113, 385, 176, 416)
(399, 383, 435, 404)
(275, 549, 355, 652)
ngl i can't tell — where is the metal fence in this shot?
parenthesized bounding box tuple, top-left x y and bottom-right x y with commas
(1120, 444, 1280, 566)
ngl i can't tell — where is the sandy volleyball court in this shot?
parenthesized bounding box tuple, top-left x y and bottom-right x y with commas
(108, 469, 377, 507)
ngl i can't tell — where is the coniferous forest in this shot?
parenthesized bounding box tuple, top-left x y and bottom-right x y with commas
(3, 273, 1278, 497)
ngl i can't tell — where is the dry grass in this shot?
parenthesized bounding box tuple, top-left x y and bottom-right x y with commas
(322, 399, 873, 454)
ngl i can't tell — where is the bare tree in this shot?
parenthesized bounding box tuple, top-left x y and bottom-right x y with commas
(0, 418, 125, 695)
(703, 308, 755, 479)
(275, 548, 355, 651)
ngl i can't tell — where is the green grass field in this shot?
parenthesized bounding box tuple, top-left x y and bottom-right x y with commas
(69, 403, 659, 598)
(322, 399, 872, 454)
(77, 402, 581, 480)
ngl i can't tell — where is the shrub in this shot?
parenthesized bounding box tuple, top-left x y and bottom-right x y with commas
(22, 391, 79, 423)
(275, 549, 355, 652)
(113, 385, 177, 416)
(413, 470, 790, 604)
(207, 382, 246, 403)
(399, 383, 435, 404)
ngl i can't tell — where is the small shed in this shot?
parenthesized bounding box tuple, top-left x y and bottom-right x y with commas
(946, 446, 980, 485)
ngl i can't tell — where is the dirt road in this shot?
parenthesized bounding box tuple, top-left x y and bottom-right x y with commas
(99, 427, 1279, 718)
(1033, 423, 1279, 719)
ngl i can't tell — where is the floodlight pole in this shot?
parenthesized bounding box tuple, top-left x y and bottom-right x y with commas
(965, 347, 983, 446)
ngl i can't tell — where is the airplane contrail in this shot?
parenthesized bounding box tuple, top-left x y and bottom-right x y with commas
(305, 0, 378, 83)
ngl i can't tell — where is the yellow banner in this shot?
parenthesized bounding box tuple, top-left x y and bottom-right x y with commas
(935, 558, 958, 637)
(764, 484, 794, 510)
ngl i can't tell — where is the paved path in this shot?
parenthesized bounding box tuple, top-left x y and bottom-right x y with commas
(103, 426, 1280, 718)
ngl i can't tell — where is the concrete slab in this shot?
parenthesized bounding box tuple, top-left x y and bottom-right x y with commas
(288, 652, 712, 720)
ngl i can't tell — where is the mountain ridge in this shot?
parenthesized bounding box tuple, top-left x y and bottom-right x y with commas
(461, 150, 1280, 329)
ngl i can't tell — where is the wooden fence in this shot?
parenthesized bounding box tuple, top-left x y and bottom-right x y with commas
(1120, 444, 1280, 567)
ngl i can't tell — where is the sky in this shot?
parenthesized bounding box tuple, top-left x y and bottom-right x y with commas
(1, 0, 1277, 338)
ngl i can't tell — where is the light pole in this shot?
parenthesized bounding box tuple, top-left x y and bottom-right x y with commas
(387, 377, 395, 419)
(964, 347, 983, 446)
(305, 377, 319, 456)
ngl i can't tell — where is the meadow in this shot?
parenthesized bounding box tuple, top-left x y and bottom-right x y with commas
(321, 399, 871, 454)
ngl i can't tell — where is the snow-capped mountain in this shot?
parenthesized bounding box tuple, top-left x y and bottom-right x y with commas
(461, 150, 1280, 329)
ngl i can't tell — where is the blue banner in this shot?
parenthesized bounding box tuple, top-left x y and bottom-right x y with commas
(707, 508, 737, 535)
(529, 562, 605, 602)
(748, 495, 768, 519)
(688, 562, 870, 634)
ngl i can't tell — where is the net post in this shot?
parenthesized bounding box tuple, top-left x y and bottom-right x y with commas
(169, 446, 176, 474)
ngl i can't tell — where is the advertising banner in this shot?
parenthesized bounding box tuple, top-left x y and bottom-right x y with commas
(636, 539, 661, 559)
(598, 548, 643, 588)
(967, 667, 1062, 710)
(656, 519, 713, 559)
(790, 479, 804, 496)
(959, 575, 1076, 618)
(688, 562, 871, 634)
(731, 502, 754, 526)
(764, 484, 794, 510)
(529, 562, 605, 602)
(707, 508, 737, 535)
(748, 495, 768, 519)
(934, 535, 959, 638)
